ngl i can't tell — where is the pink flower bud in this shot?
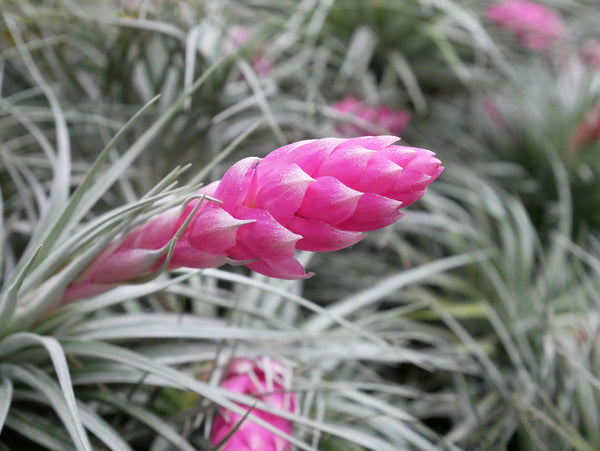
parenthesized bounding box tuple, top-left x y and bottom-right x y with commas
(210, 358, 295, 451)
(486, 1, 565, 51)
(61, 135, 442, 303)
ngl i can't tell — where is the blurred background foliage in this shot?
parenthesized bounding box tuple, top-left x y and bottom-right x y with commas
(2, 0, 600, 450)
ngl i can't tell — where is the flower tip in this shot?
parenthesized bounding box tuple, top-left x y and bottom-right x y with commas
(236, 218, 258, 226)
(245, 256, 312, 279)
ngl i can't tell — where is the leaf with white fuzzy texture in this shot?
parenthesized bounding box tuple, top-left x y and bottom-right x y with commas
(35, 273, 196, 334)
(0, 364, 90, 451)
(86, 391, 195, 451)
(304, 251, 487, 333)
(9, 389, 134, 451)
(4, 409, 75, 451)
(0, 377, 13, 433)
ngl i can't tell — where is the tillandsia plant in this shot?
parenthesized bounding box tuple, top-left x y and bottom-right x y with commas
(58, 135, 442, 306)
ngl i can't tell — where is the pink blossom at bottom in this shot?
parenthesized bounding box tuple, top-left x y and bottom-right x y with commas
(211, 358, 296, 451)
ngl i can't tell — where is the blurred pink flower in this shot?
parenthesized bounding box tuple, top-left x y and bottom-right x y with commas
(61, 136, 442, 302)
(333, 95, 410, 136)
(486, 1, 566, 51)
(228, 26, 273, 76)
(581, 40, 600, 68)
(570, 104, 600, 151)
(211, 358, 295, 451)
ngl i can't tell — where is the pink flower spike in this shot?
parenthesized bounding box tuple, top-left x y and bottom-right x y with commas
(59, 134, 442, 305)
(211, 358, 296, 451)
